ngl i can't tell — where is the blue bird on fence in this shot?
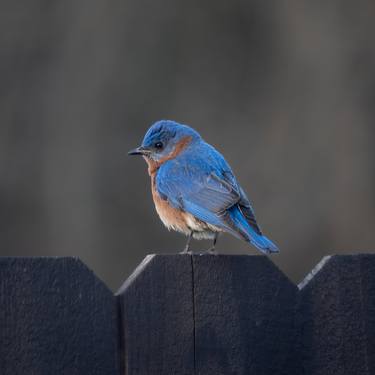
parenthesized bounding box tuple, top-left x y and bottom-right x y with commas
(128, 120, 278, 254)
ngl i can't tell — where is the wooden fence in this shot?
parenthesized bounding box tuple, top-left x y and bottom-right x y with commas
(1, 254, 374, 374)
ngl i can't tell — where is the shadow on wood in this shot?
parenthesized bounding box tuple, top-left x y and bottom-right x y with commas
(0, 257, 120, 375)
(2, 253, 375, 375)
(117, 254, 299, 375)
(117, 254, 194, 375)
(298, 254, 375, 375)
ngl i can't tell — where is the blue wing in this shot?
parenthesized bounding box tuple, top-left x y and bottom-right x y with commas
(156, 143, 236, 226)
(155, 142, 278, 253)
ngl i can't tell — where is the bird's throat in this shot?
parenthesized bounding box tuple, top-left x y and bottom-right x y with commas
(144, 135, 193, 176)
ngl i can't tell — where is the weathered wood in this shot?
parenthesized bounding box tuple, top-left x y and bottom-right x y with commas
(298, 254, 375, 375)
(117, 254, 195, 375)
(117, 254, 299, 375)
(0, 257, 120, 375)
(2, 253, 375, 374)
(192, 255, 299, 375)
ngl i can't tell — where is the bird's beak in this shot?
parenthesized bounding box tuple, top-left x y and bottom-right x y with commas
(128, 146, 150, 156)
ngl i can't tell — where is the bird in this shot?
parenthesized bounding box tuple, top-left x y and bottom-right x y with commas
(128, 120, 278, 255)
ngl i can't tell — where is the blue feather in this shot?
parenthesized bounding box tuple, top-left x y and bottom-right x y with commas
(148, 121, 279, 253)
(228, 206, 279, 254)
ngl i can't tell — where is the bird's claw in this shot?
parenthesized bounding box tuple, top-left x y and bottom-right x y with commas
(205, 247, 218, 255)
(179, 249, 192, 255)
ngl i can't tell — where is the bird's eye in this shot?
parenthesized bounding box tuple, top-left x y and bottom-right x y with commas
(154, 141, 163, 149)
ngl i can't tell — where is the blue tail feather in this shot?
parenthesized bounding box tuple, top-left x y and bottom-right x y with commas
(248, 229, 279, 254)
(229, 206, 279, 254)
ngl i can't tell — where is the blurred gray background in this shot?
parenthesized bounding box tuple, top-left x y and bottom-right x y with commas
(1, 1, 374, 291)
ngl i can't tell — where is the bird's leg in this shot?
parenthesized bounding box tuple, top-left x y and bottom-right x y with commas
(180, 231, 193, 254)
(206, 233, 219, 255)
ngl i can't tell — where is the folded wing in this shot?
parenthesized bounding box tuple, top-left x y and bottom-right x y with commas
(156, 155, 260, 242)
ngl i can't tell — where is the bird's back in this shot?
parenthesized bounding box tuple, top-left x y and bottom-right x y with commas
(156, 139, 278, 252)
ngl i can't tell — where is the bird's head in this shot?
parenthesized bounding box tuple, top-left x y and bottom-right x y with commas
(129, 120, 200, 163)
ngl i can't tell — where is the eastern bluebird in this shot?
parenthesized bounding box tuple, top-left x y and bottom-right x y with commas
(128, 120, 278, 254)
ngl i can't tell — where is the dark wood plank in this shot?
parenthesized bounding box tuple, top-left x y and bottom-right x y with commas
(298, 254, 375, 375)
(192, 254, 299, 375)
(0, 257, 120, 375)
(117, 254, 194, 375)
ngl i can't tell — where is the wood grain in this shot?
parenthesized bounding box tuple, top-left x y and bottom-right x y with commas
(0, 257, 120, 375)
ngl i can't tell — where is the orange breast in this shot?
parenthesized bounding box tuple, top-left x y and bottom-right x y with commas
(150, 174, 190, 234)
(143, 136, 198, 235)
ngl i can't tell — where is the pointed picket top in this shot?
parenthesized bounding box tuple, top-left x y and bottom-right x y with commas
(298, 254, 375, 290)
(298, 254, 375, 375)
(117, 254, 299, 375)
(298, 255, 332, 289)
(0, 256, 114, 294)
(117, 254, 195, 375)
(116, 254, 156, 294)
(0, 256, 120, 375)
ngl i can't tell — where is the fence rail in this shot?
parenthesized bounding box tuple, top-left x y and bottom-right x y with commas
(1, 254, 374, 374)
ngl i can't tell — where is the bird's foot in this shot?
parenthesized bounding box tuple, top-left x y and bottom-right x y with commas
(179, 248, 192, 255)
(180, 232, 193, 254)
(205, 247, 218, 255)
